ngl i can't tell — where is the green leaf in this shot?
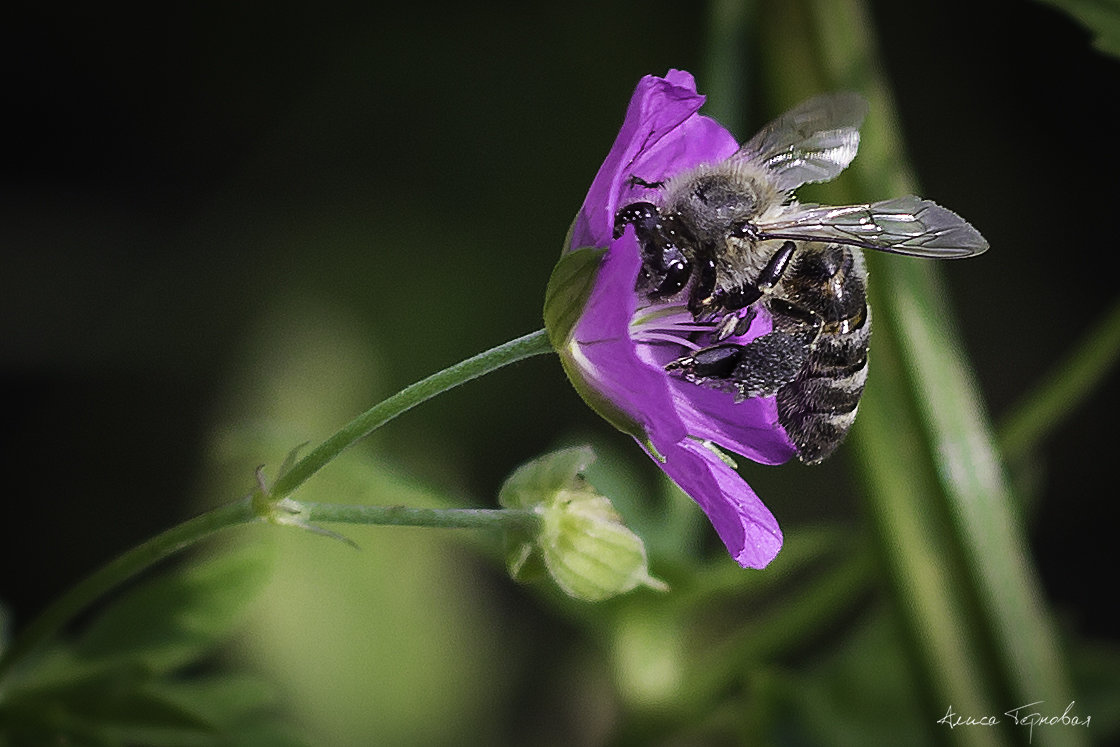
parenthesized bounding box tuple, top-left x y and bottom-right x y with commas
(1, 671, 305, 747)
(0, 548, 279, 743)
(73, 545, 271, 674)
(138, 674, 279, 731)
(1036, 0, 1120, 57)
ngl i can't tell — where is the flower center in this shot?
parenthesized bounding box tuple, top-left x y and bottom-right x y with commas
(629, 300, 716, 353)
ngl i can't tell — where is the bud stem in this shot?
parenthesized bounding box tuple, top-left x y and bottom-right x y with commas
(300, 502, 539, 530)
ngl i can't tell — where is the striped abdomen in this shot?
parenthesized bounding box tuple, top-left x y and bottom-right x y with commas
(774, 245, 870, 464)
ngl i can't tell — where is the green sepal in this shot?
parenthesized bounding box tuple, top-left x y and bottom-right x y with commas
(560, 215, 577, 260)
(499, 445, 596, 510)
(543, 246, 648, 442)
(543, 246, 606, 350)
(539, 488, 667, 602)
(500, 446, 594, 586)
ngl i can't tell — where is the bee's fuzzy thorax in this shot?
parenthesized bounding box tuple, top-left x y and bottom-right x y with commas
(661, 158, 786, 229)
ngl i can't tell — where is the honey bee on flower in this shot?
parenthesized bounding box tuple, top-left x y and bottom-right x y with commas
(548, 70, 986, 567)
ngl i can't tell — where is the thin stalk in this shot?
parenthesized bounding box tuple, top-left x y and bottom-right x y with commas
(701, 0, 754, 135)
(300, 502, 539, 531)
(270, 328, 553, 499)
(0, 329, 555, 682)
(999, 294, 1120, 462)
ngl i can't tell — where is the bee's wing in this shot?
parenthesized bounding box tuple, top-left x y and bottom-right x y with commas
(756, 196, 989, 258)
(736, 93, 869, 192)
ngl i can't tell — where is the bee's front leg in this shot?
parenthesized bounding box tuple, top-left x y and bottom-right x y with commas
(615, 202, 696, 299)
(707, 241, 798, 341)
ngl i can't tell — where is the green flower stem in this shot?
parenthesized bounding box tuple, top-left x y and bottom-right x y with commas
(0, 328, 555, 682)
(299, 502, 539, 531)
(269, 328, 553, 500)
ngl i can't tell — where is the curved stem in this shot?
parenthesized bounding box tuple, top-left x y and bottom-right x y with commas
(270, 328, 553, 499)
(0, 328, 555, 682)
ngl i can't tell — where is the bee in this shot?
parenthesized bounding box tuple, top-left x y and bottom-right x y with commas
(614, 93, 988, 463)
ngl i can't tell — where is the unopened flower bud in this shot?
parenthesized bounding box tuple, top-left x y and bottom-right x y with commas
(500, 447, 666, 602)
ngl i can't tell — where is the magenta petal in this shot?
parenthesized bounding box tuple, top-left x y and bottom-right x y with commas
(570, 70, 738, 250)
(570, 230, 688, 448)
(635, 309, 798, 465)
(667, 382, 797, 466)
(650, 438, 783, 569)
(624, 113, 738, 200)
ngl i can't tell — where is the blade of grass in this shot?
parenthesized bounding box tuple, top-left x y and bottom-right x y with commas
(701, 0, 755, 134)
(999, 294, 1120, 463)
(756, 1, 1078, 743)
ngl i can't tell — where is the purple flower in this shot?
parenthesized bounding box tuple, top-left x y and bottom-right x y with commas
(545, 70, 797, 569)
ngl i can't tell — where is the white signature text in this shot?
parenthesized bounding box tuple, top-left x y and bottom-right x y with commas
(937, 701, 1090, 743)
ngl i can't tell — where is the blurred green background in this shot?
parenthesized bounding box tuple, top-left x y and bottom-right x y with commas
(2, 1, 1118, 744)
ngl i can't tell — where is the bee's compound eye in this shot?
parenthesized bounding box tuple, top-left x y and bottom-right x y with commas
(614, 202, 660, 238)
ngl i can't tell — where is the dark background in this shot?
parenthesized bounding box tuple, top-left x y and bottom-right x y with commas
(2, 0, 1117, 661)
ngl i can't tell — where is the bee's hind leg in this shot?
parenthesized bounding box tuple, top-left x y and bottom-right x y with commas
(668, 294, 821, 401)
(666, 330, 810, 401)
